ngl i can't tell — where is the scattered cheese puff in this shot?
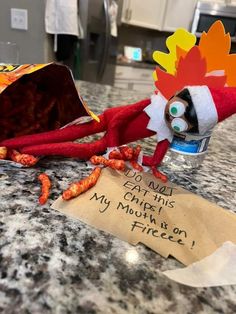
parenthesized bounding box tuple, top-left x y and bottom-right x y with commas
(118, 146, 134, 160)
(0, 146, 7, 159)
(132, 145, 141, 160)
(108, 149, 122, 160)
(129, 160, 143, 172)
(38, 173, 51, 205)
(8, 149, 39, 167)
(90, 155, 125, 171)
(108, 145, 143, 172)
(62, 167, 101, 200)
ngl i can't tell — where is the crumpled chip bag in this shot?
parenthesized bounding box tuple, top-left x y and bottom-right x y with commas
(0, 63, 97, 141)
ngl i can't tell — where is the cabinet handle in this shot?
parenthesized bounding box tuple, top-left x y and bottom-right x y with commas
(125, 8, 129, 20)
(128, 9, 132, 21)
(141, 73, 150, 78)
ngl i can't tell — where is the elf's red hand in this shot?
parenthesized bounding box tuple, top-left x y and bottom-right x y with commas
(151, 166, 168, 183)
(142, 139, 169, 183)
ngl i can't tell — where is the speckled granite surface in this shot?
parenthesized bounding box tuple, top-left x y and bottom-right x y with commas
(0, 81, 235, 314)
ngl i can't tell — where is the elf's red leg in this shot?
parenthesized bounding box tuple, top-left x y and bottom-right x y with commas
(20, 137, 108, 160)
(1, 114, 107, 149)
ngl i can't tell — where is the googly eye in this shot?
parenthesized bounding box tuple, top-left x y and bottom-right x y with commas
(171, 118, 188, 133)
(169, 101, 186, 117)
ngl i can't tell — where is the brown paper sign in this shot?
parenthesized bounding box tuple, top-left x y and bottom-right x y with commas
(51, 168, 236, 265)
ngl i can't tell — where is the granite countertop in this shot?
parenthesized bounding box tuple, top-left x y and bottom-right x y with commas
(0, 81, 236, 314)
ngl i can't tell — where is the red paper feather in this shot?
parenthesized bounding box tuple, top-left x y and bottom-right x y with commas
(155, 46, 226, 99)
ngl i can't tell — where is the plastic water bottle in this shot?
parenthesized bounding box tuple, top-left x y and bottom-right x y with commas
(163, 131, 212, 170)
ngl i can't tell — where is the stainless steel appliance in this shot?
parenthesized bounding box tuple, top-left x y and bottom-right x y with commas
(191, 1, 236, 42)
(77, 0, 118, 85)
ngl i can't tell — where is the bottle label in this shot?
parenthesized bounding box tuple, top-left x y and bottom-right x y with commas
(170, 132, 211, 155)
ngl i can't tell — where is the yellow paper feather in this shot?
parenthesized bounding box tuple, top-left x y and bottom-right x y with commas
(153, 28, 196, 76)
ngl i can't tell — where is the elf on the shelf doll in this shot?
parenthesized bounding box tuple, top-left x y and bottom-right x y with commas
(2, 22, 236, 177)
(1, 85, 236, 174)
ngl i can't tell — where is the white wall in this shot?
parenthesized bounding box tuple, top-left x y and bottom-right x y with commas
(0, 0, 54, 64)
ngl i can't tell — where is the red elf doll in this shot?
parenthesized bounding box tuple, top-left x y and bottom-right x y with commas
(1, 47, 236, 175)
(1, 84, 236, 173)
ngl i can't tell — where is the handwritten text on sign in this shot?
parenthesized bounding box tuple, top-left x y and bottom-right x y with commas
(52, 168, 236, 266)
(89, 169, 195, 250)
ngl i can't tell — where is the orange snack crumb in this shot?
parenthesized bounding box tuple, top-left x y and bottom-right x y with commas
(62, 167, 101, 200)
(8, 149, 38, 166)
(90, 155, 125, 171)
(129, 160, 143, 172)
(38, 173, 51, 205)
(108, 149, 122, 160)
(119, 146, 134, 160)
(0, 146, 7, 159)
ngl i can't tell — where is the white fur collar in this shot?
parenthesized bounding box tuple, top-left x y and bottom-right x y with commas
(144, 93, 173, 143)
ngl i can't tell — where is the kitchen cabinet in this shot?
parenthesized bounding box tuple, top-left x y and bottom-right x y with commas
(121, 0, 198, 31)
(121, 0, 166, 30)
(114, 65, 155, 93)
(162, 0, 198, 32)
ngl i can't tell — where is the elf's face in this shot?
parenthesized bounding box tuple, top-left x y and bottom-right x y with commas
(165, 96, 196, 133)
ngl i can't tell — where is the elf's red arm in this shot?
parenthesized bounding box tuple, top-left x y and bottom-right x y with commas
(142, 139, 170, 167)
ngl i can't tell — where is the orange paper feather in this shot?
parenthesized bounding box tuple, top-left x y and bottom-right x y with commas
(198, 20, 236, 86)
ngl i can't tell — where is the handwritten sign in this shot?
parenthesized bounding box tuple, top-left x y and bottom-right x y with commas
(52, 168, 236, 265)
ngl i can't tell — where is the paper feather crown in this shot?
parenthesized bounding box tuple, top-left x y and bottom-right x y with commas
(152, 20, 236, 99)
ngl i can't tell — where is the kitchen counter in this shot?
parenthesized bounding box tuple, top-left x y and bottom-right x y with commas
(0, 81, 236, 314)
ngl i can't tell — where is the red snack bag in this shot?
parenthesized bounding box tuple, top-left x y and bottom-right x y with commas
(0, 63, 98, 142)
